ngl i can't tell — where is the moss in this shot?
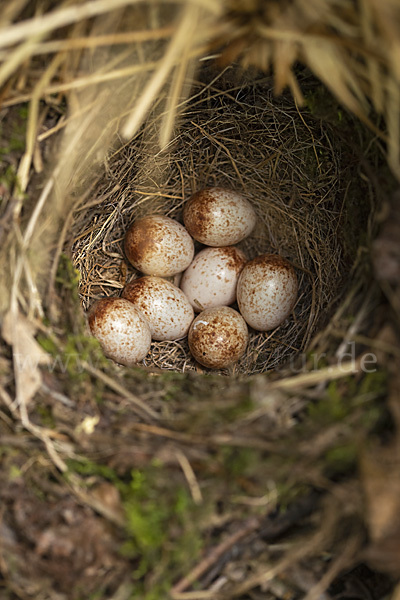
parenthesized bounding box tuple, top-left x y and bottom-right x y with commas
(303, 367, 389, 483)
(357, 370, 387, 397)
(35, 404, 56, 428)
(56, 253, 81, 297)
(219, 445, 261, 479)
(0, 103, 28, 156)
(17, 105, 29, 120)
(37, 330, 107, 390)
(307, 369, 387, 427)
(0, 165, 22, 192)
(307, 379, 352, 424)
(66, 458, 120, 483)
(324, 442, 358, 475)
(274, 481, 313, 512)
(64, 334, 105, 371)
(120, 465, 205, 582)
(8, 464, 23, 480)
(37, 334, 59, 356)
(65, 458, 207, 595)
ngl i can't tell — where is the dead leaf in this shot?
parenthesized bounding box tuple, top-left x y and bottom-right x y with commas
(2, 308, 51, 407)
(90, 482, 124, 519)
(362, 533, 400, 576)
(373, 189, 400, 284)
(360, 448, 400, 542)
(373, 322, 399, 366)
(360, 440, 400, 575)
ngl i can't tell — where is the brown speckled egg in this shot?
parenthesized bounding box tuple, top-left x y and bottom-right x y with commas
(124, 215, 194, 276)
(88, 298, 151, 366)
(188, 306, 248, 369)
(122, 276, 194, 341)
(180, 246, 247, 311)
(237, 254, 298, 331)
(183, 187, 256, 246)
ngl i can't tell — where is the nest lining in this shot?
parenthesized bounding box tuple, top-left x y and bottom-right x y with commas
(70, 67, 356, 376)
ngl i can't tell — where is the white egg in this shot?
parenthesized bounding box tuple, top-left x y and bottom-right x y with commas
(180, 246, 247, 312)
(124, 215, 194, 276)
(188, 306, 248, 369)
(88, 298, 151, 365)
(122, 276, 194, 341)
(237, 254, 298, 331)
(183, 187, 256, 246)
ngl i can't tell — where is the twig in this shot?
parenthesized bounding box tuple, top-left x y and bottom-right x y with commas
(302, 534, 361, 600)
(81, 360, 159, 420)
(171, 516, 260, 595)
(267, 358, 362, 390)
(175, 448, 203, 505)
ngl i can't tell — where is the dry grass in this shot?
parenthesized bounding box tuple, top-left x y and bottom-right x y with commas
(70, 66, 357, 375)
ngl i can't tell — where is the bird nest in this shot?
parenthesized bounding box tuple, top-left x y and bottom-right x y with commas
(70, 66, 367, 376)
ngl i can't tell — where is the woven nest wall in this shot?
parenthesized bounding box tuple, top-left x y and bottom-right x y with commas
(70, 67, 364, 375)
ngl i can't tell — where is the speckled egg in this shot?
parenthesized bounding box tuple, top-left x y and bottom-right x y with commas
(124, 215, 194, 276)
(183, 187, 256, 246)
(180, 246, 247, 312)
(122, 276, 194, 341)
(88, 298, 151, 366)
(237, 254, 298, 331)
(188, 306, 248, 369)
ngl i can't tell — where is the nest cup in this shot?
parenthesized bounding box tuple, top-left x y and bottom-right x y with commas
(71, 67, 368, 375)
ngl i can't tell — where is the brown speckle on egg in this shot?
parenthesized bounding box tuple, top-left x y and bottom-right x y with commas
(88, 298, 151, 366)
(237, 254, 298, 331)
(122, 276, 194, 341)
(188, 306, 248, 369)
(183, 187, 256, 246)
(180, 246, 247, 311)
(124, 215, 194, 276)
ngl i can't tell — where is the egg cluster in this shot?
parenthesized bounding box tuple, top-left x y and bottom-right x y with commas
(88, 187, 298, 370)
